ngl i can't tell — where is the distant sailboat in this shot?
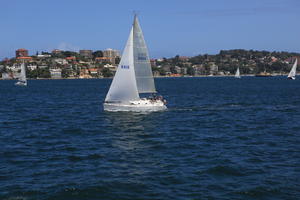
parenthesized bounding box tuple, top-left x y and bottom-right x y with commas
(15, 62, 27, 86)
(103, 15, 167, 112)
(234, 67, 241, 78)
(287, 58, 297, 80)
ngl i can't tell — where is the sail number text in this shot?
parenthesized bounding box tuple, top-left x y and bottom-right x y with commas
(120, 65, 130, 69)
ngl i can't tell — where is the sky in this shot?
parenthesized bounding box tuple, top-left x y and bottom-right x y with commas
(0, 0, 299, 59)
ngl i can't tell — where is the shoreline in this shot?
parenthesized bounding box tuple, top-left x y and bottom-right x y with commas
(0, 74, 288, 81)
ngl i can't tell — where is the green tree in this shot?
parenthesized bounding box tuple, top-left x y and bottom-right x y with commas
(115, 57, 121, 65)
(61, 68, 69, 78)
(170, 66, 177, 74)
(187, 67, 195, 75)
(102, 68, 113, 77)
(93, 50, 103, 58)
(26, 68, 38, 78)
(158, 68, 166, 76)
(38, 68, 51, 78)
(59, 51, 79, 58)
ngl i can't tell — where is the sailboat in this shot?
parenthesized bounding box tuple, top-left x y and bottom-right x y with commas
(287, 58, 297, 80)
(234, 67, 241, 78)
(15, 62, 27, 86)
(103, 15, 167, 112)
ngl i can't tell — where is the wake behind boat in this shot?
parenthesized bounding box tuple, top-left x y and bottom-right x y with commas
(103, 15, 167, 112)
(15, 62, 27, 86)
(287, 58, 297, 80)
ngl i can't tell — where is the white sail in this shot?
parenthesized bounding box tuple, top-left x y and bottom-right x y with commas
(20, 62, 27, 82)
(15, 62, 27, 86)
(105, 27, 140, 103)
(133, 16, 156, 93)
(235, 67, 241, 78)
(288, 59, 297, 79)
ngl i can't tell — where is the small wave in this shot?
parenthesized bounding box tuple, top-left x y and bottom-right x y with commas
(67, 153, 104, 162)
(169, 103, 253, 113)
(2, 197, 27, 200)
(28, 117, 51, 123)
(67, 155, 84, 162)
(61, 128, 83, 135)
(0, 175, 9, 181)
(245, 157, 263, 163)
(46, 182, 149, 200)
(205, 165, 245, 177)
(236, 186, 281, 198)
(63, 146, 77, 152)
(168, 107, 196, 112)
(86, 153, 103, 159)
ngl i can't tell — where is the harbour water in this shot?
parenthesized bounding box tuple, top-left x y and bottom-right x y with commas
(0, 77, 299, 199)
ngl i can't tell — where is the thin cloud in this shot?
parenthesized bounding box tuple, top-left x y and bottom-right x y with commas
(57, 42, 80, 52)
(177, 6, 298, 17)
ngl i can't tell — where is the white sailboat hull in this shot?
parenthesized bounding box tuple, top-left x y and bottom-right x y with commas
(288, 76, 295, 80)
(104, 99, 167, 112)
(15, 81, 27, 86)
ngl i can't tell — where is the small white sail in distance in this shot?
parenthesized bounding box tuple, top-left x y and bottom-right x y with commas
(288, 58, 297, 80)
(235, 67, 241, 78)
(15, 62, 27, 86)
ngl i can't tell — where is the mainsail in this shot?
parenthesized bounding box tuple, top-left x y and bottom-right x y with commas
(288, 59, 297, 79)
(235, 67, 241, 78)
(15, 62, 27, 86)
(105, 28, 140, 102)
(133, 15, 156, 93)
(19, 62, 27, 82)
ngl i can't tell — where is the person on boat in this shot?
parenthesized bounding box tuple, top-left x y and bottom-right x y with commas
(163, 99, 167, 105)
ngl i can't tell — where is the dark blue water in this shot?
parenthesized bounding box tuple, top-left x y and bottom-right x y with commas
(1, 77, 300, 200)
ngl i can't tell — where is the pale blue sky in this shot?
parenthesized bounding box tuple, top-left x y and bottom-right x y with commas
(0, 0, 299, 59)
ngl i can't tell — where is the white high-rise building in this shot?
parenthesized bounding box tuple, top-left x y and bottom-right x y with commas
(103, 48, 120, 64)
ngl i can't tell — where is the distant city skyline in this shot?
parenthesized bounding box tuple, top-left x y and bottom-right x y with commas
(1, 0, 299, 59)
